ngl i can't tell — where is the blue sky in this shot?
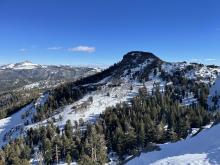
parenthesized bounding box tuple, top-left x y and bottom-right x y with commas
(0, 0, 219, 66)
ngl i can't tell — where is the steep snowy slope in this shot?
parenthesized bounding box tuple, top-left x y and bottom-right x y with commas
(0, 93, 48, 147)
(126, 123, 220, 165)
(208, 76, 220, 110)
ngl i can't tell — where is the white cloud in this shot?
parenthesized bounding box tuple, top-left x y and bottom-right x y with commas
(47, 46, 63, 50)
(68, 45, 96, 53)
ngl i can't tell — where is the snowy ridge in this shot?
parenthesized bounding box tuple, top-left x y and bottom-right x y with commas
(162, 62, 220, 84)
(0, 61, 41, 70)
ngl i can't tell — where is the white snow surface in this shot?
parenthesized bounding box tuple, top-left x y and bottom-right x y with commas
(126, 123, 220, 165)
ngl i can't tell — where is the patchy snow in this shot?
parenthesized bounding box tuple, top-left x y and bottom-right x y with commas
(27, 58, 163, 129)
(161, 62, 188, 75)
(107, 152, 119, 165)
(126, 123, 220, 165)
(0, 63, 15, 69)
(195, 66, 219, 80)
(181, 93, 198, 107)
(92, 67, 103, 73)
(161, 62, 220, 84)
(187, 128, 200, 138)
(23, 82, 41, 89)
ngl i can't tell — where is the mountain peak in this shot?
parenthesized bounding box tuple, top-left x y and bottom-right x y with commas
(117, 51, 162, 70)
(123, 51, 161, 61)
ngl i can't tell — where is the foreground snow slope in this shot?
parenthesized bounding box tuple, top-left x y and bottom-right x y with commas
(126, 123, 220, 165)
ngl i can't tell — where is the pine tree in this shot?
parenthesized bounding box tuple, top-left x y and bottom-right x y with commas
(137, 120, 145, 148)
(66, 153, 72, 165)
(78, 154, 95, 165)
(82, 125, 107, 164)
(65, 120, 73, 139)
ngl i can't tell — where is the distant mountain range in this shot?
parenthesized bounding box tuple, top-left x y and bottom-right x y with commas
(0, 61, 101, 92)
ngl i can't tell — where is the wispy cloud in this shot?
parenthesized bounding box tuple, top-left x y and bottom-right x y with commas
(19, 48, 29, 52)
(190, 58, 201, 63)
(205, 58, 216, 61)
(189, 58, 217, 63)
(67, 45, 96, 53)
(47, 46, 63, 50)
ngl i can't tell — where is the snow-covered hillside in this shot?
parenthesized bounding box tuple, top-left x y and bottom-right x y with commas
(126, 123, 220, 165)
(27, 80, 165, 130)
(27, 53, 165, 130)
(0, 93, 48, 147)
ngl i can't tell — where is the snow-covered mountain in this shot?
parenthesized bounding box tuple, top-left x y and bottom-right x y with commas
(0, 61, 100, 92)
(0, 61, 41, 70)
(1, 51, 220, 164)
